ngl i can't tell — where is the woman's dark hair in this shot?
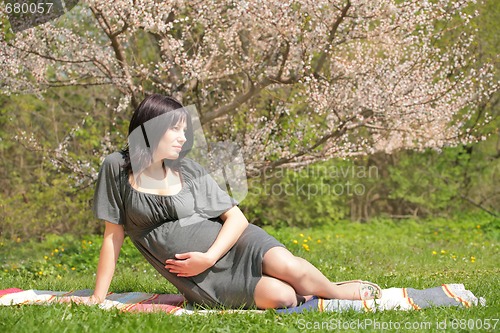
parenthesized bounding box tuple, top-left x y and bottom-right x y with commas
(122, 94, 194, 175)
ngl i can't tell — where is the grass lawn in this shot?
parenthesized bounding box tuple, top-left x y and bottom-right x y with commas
(1, 215, 499, 332)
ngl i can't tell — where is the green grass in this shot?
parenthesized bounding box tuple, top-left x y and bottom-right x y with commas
(1, 216, 499, 333)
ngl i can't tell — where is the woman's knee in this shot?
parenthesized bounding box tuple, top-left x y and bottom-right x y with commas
(263, 248, 306, 280)
(254, 276, 297, 309)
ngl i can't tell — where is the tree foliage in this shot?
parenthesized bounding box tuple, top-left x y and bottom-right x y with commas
(0, 0, 498, 236)
(0, 0, 497, 178)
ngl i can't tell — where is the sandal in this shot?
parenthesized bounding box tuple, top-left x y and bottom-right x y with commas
(335, 280, 382, 300)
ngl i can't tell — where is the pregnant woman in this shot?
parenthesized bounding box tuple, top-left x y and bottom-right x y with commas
(90, 94, 381, 309)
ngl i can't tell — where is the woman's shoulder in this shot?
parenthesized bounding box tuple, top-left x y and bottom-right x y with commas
(180, 157, 209, 177)
(100, 151, 127, 173)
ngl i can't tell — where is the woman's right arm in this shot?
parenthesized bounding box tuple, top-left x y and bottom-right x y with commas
(91, 221, 125, 303)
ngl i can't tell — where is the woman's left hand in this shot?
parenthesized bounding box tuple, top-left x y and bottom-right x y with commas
(165, 252, 216, 277)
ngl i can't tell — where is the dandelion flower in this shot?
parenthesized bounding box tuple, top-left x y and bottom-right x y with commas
(303, 239, 308, 243)
(476, 225, 480, 229)
(432, 251, 437, 255)
(44, 256, 49, 260)
(440, 250, 446, 254)
(71, 267, 76, 271)
(317, 239, 321, 244)
(292, 240, 298, 244)
(299, 233, 304, 238)
(470, 256, 476, 263)
(54, 249, 59, 253)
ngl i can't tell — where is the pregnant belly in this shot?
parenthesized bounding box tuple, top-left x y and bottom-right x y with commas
(141, 219, 223, 262)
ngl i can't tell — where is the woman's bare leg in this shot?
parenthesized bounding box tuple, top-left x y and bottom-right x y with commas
(253, 275, 299, 309)
(262, 247, 379, 300)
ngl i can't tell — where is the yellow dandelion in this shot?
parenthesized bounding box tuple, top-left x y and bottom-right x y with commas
(38, 271, 43, 275)
(440, 250, 446, 254)
(57, 275, 62, 280)
(317, 239, 321, 244)
(302, 244, 310, 251)
(16, 237, 21, 243)
(303, 239, 308, 243)
(292, 240, 298, 244)
(71, 267, 76, 271)
(476, 225, 480, 229)
(451, 255, 457, 260)
(308, 236, 312, 240)
(4, 269, 8, 273)
(61, 248, 64, 252)
(299, 233, 304, 238)
(88, 241, 92, 245)
(470, 256, 476, 263)
(44, 256, 49, 260)
(57, 264, 62, 267)
(54, 249, 59, 253)
(432, 251, 437, 255)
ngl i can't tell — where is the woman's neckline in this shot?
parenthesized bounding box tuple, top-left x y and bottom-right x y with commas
(126, 168, 186, 197)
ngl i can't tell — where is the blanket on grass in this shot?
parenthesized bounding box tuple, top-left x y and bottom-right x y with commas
(0, 284, 484, 315)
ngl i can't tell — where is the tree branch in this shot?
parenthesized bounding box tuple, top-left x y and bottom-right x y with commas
(313, 0, 351, 76)
(90, 6, 138, 108)
(200, 38, 296, 124)
(460, 194, 499, 217)
(261, 121, 351, 172)
(200, 75, 272, 124)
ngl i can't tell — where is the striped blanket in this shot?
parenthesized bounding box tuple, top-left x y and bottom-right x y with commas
(0, 284, 484, 315)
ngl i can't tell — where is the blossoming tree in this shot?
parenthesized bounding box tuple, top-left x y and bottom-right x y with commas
(0, 0, 496, 180)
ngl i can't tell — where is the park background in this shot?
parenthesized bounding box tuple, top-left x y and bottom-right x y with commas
(0, 1, 499, 332)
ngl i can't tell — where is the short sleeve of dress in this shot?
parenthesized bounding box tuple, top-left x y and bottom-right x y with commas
(183, 158, 238, 219)
(93, 152, 125, 225)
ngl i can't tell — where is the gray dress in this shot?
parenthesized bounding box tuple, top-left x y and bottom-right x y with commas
(93, 152, 284, 308)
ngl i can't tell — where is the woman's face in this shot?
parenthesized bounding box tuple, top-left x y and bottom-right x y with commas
(153, 120, 187, 161)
